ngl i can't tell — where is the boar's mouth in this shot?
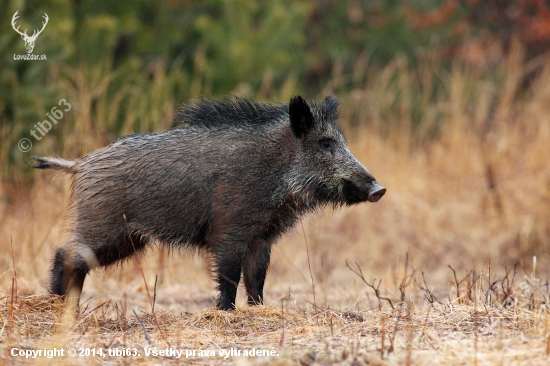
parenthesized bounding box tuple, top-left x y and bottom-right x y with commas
(342, 179, 386, 204)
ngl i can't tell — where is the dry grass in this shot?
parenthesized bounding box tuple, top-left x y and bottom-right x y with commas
(1, 287, 549, 365)
(2, 49, 550, 364)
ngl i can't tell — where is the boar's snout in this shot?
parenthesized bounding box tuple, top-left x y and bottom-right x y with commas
(367, 181, 386, 203)
(341, 176, 386, 205)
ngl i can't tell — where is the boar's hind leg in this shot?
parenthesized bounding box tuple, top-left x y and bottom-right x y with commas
(243, 243, 272, 306)
(49, 240, 99, 306)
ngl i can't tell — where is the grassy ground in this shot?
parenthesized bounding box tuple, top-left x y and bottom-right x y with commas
(1, 292, 549, 365)
(1, 53, 550, 364)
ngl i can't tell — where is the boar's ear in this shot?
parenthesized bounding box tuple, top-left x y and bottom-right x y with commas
(322, 95, 339, 117)
(319, 95, 340, 121)
(289, 95, 314, 139)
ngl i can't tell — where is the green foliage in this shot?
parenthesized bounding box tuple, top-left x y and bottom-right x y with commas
(0, 0, 471, 182)
(307, 0, 460, 72)
(193, 0, 310, 94)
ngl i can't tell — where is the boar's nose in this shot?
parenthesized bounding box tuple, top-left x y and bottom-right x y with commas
(367, 182, 386, 202)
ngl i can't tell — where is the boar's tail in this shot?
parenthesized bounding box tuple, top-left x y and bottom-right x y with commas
(26, 156, 76, 172)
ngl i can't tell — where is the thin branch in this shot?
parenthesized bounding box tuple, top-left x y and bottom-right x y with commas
(123, 214, 170, 347)
(291, 194, 316, 307)
(346, 260, 394, 310)
(133, 309, 151, 345)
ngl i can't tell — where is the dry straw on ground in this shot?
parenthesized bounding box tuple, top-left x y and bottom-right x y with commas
(1, 49, 550, 364)
(1, 268, 549, 365)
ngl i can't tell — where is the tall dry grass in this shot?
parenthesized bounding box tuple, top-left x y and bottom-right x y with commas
(1, 47, 550, 306)
(1, 46, 550, 364)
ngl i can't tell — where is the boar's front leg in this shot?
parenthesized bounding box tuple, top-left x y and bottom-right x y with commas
(212, 238, 246, 311)
(242, 243, 272, 306)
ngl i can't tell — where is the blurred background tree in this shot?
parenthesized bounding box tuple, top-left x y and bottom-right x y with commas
(2, 0, 550, 182)
(1, 0, 550, 277)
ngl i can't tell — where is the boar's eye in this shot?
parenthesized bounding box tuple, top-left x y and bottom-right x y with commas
(319, 138, 334, 155)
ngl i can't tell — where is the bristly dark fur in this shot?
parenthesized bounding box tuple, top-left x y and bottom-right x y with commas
(173, 97, 288, 129)
(316, 95, 340, 121)
(33, 95, 384, 311)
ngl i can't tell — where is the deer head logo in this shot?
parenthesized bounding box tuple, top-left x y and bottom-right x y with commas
(11, 11, 49, 54)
